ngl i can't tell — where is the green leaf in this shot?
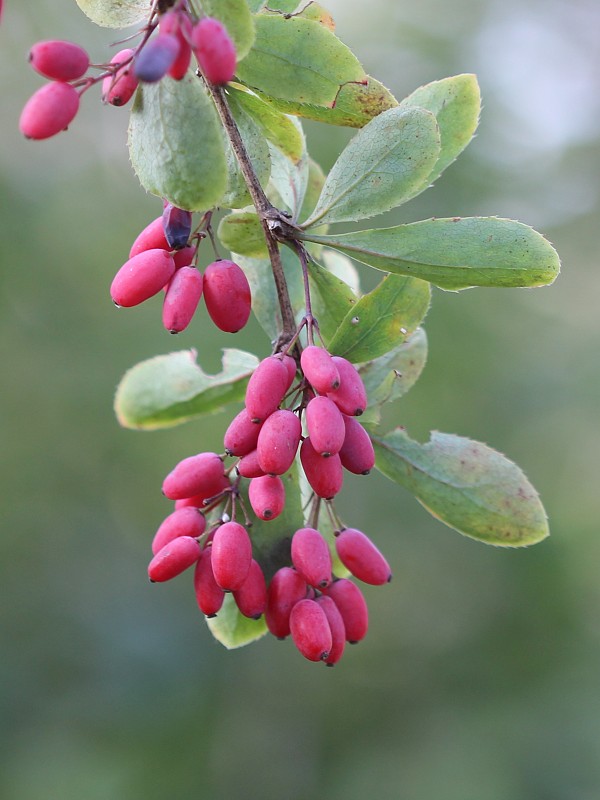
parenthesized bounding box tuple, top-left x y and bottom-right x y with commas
(202, 0, 255, 61)
(236, 15, 366, 108)
(268, 141, 309, 218)
(372, 429, 549, 546)
(220, 95, 271, 209)
(359, 327, 428, 426)
(297, 158, 327, 229)
(206, 594, 268, 649)
(228, 86, 305, 163)
(218, 211, 268, 258)
(128, 75, 227, 211)
(74, 0, 149, 28)
(306, 257, 358, 345)
(400, 74, 481, 184)
(302, 106, 441, 228)
(328, 275, 431, 363)
(114, 349, 259, 430)
(262, 1, 336, 29)
(301, 217, 561, 290)
(252, 74, 398, 128)
(321, 249, 360, 295)
(246, 0, 267, 11)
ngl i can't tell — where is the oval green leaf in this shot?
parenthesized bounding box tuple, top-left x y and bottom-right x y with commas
(302, 106, 441, 227)
(328, 275, 431, 363)
(372, 429, 549, 546)
(115, 349, 259, 430)
(128, 75, 227, 211)
(301, 217, 561, 289)
(218, 211, 268, 258)
(306, 256, 358, 345)
(202, 0, 255, 61)
(74, 0, 149, 28)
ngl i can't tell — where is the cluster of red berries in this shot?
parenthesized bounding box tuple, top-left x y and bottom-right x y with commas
(110, 206, 251, 334)
(19, 4, 236, 140)
(147, 345, 391, 665)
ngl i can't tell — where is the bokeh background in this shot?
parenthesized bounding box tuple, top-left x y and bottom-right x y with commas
(2, 1, 599, 798)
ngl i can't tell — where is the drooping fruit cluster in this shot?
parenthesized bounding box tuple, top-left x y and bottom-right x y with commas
(148, 343, 391, 665)
(19, 6, 237, 140)
(110, 207, 251, 334)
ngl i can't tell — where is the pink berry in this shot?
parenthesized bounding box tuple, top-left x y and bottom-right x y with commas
(324, 578, 368, 643)
(291, 527, 332, 589)
(236, 449, 266, 479)
(334, 528, 392, 585)
(148, 535, 201, 582)
(233, 559, 267, 619)
(245, 356, 293, 423)
(173, 245, 197, 269)
(111, 249, 175, 307)
(203, 259, 251, 333)
(162, 452, 226, 501)
(19, 81, 80, 140)
(328, 356, 367, 416)
(339, 416, 375, 475)
(248, 475, 285, 520)
(194, 547, 225, 617)
(283, 354, 298, 386)
(129, 216, 169, 259)
(305, 396, 345, 457)
(257, 409, 301, 476)
(300, 345, 340, 394)
(224, 409, 263, 457)
(316, 595, 346, 666)
(102, 48, 138, 107)
(300, 437, 343, 500)
(151, 506, 206, 555)
(210, 521, 252, 591)
(173, 476, 230, 509)
(192, 17, 237, 85)
(289, 599, 332, 662)
(29, 40, 89, 81)
(163, 266, 203, 333)
(160, 10, 193, 81)
(265, 567, 309, 639)
(134, 32, 180, 83)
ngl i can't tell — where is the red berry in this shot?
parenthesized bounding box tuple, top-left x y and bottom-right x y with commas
(324, 579, 368, 643)
(192, 17, 237, 85)
(102, 48, 138, 107)
(173, 477, 230, 509)
(148, 536, 201, 582)
(111, 249, 175, 307)
(300, 437, 343, 499)
(19, 82, 80, 140)
(305, 396, 345, 457)
(328, 356, 367, 416)
(291, 527, 332, 589)
(233, 559, 267, 619)
(129, 217, 169, 259)
(160, 10, 193, 80)
(163, 266, 203, 333)
(248, 475, 285, 520)
(289, 599, 332, 662)
(194, 547, 225, 617)
(224, 409, 263, 457)
(245, 356, 293, 423)
(236, 449, 266, 479)
(134, 32, 180, 83)
(211, 521, 252, 591)
(202, 259, 251, 333)
(257, 409, 301, 475)
(152, 506, 206, 555)
(173, 245, 197, 269)
(283, 354, 298, 386)
(162, 452, 226, 501)
(29, 40, 89, 81)
(162, 203, 192, 250)
(316, 595, 346, 666)
(265, 567, 308, 639)
(334, 528, 392, 585)
(339, 416, 375, 475)
(300, 345, 340, 394)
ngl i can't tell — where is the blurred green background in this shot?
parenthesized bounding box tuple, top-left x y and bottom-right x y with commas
(2, 1, 599, 798)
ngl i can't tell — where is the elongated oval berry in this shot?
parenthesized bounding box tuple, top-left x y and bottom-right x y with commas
(224, 409, 262, 457)
(291, 527, 332, 589)
(148, 535, 201, 582)
(173, 474, 230, 509)
(102, 48, 138, 106)
(152, 506, 206, 555)
(283, 354, 298, 386)
(245, 356, 293, 423)
(202, 260, 251, 333)
(192, 17, 237, 85)
(162, 204, 192, 250)
(19, 82, 80, 140)
(300, 345, 340, 394)
(111, 249, 175, 307)
(324, 578, 368, 643)
(300, 437, 343, 499)
(163, 266, 203, 333)
(328, 356, 367, 416)
(335, 528, 391, 585)
(290, 599, 332, 662)
(129, 216, 169, 259)
(29, 40, 89, 81)
(210, 521, 252, 591)
(257, 409, 301, 476)
(233, 559, 267, 619)
(162, 452, 226, 501)
(316, 595, 346, 666)
(160, 10, 193, 80)
(236, 449, 266, 479)
(339, 416, 375, 475)
(134, 32, 180, 83)
(194, 547, 225, 617)
(265, 567, 309, 639)
(305, 396, 345, 457)
(248, 475, 285, 520)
